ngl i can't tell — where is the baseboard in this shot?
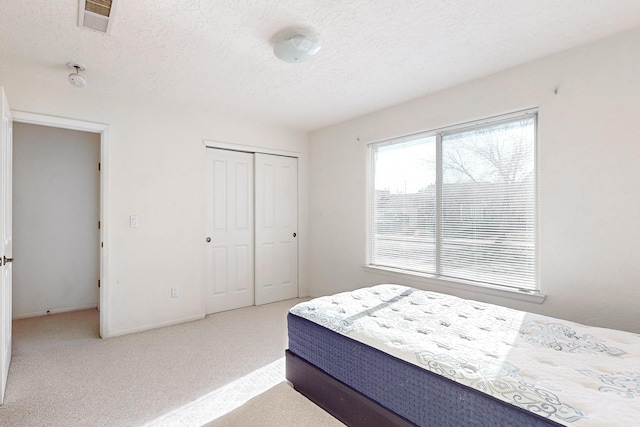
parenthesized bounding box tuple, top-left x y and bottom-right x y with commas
(13, 304, 98, 319)
(106, 314, 205, 338)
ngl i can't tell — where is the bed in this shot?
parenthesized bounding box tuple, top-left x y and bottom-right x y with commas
(285, 284, 640, 426)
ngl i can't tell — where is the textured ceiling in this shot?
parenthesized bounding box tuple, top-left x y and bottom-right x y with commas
(1, 0, 640, 131)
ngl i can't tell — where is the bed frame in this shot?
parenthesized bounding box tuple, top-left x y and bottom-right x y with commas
(286, 349, 415, 427)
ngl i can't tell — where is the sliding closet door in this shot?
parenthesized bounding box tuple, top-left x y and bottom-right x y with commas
(205, 148, 254, 314)
(254, 154, 298, 305)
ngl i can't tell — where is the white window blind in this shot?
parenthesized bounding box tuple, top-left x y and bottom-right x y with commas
(370, 112, 537, 291)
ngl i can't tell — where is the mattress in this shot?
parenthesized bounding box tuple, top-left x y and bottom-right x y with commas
(289, 285, 640, 426)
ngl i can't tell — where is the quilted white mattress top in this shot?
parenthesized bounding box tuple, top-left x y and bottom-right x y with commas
(290, 284, 640, 426)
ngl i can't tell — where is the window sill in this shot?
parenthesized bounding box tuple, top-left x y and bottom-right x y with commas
(362, 265, 546, 304)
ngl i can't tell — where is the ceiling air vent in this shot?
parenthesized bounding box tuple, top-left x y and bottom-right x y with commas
(78, 0, 116, 33)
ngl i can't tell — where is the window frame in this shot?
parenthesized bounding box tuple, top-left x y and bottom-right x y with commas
(366, 109, 540, 299)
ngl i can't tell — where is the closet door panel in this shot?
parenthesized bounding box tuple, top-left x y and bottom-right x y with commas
(255, 154, 298, 305)
(205, 149, 254, 314)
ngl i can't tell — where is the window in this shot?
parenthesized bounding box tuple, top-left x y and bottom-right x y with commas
(369, 111, 537, 291)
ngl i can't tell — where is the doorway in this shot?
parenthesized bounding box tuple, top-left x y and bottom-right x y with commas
(11, 111, 109, 338)
(13, 123, 100, 318)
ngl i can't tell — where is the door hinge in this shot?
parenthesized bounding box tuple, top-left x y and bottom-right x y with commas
(98, 221, 101, 229)
(101, 242, 103, 248)
(98, 279, 101, 288)
(98, 162, 101, 171)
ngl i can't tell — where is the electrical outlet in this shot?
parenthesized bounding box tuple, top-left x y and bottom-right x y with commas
(171, 287, 178, 298)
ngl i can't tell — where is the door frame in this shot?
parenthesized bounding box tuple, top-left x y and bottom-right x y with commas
(12, 111, 110, 338)
(203, 139, 300, 158)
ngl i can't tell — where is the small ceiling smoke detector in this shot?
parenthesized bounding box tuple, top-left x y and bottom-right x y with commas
(274, 35, 321, 63)
(67, 62, 87, 88)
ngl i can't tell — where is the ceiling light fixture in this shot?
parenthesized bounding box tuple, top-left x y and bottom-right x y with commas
(274, 35, 321, 63)
(67, 62, 87, 88)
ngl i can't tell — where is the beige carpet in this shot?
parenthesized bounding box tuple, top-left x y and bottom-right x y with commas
(205, 382, 345, 427)
(0, 299, 343, 426)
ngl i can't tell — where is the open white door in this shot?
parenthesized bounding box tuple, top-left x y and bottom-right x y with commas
(255, 154, 298, 305)
(0, 87, 13, 405)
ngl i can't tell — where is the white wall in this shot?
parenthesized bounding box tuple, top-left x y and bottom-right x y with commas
(0, 70, 309, 337)
(13, 123, 100, 318)
(308, 28, 640, 333)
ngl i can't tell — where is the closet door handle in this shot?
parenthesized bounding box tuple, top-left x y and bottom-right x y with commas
(3, 256, 12, 264)
(206, 237, 211, 243)
(293, 233, 297, 238)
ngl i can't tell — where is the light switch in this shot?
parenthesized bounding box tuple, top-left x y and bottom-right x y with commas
(130, 215, 138, 227)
